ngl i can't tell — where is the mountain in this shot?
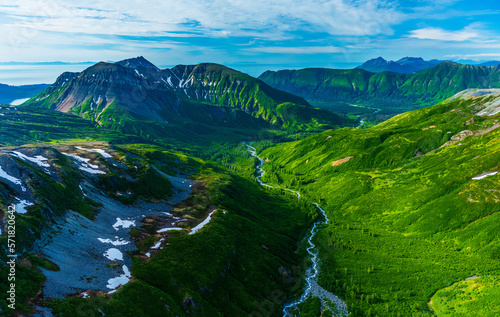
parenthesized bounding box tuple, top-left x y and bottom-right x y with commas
(0, 83, 49, 105)
(2, 57, 500, 316)
(24, 57, 353, 132)
(259, 62, 500, 118)
(0, 98, 313, 316)
(356, 57, 443, 74)
(258, 89, 500, 316)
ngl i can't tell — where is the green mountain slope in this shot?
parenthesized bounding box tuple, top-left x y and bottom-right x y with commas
(0, 105, 316, 316)
(259, 62, 500, 119)
(24, 57, 354, 133)
(257, 89, 500, 316)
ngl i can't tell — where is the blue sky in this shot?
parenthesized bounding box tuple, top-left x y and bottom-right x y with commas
(0, 0, 499, 83)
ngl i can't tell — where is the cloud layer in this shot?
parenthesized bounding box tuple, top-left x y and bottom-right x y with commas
(0, 0, 499, 84)
(0, 0, 403, 38)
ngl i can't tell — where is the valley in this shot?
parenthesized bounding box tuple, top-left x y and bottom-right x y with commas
(259, 62, 500, 122)
(246, 143, 348, 316)
(0, 57, 499, 317)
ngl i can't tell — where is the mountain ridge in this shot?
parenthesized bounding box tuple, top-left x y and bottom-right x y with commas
(356, 56, 444, 74)
(24, 57, 353, 131)
(258, 61, 500, 118)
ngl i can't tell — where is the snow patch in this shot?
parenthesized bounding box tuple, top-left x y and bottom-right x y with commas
(112, 218, 136, 231)
(75, 147, 112, 158)
(0, 166, 23, 187)
(10, 151, 50, 168)
(103, 248, 123, 261)
(472, 171, 498, 180)
(189, 210, 216, 235)
(98, 238, 130, 246)
(10, 98, 29, 106)
(14, 198, 34, 214)
(106, 265, 131, 289)
(63, 152, 106, 174)
(157, 227, 182, 233)
(79, 166, 106, 175)
(151, 238, 164, 249)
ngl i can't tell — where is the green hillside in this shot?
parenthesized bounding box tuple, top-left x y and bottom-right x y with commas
(259, 62, 500, 120)
(23, 58, 355, 134)
(0, 126, 316, 316)
(256, 90, 500, 316)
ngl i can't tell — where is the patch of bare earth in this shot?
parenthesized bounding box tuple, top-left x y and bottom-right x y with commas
(331, 156, 353, 167)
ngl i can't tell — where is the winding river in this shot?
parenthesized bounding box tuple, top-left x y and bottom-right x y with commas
(245, 144, 349, 316)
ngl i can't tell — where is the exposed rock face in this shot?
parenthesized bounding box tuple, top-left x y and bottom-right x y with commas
(24, 57, 346, 129)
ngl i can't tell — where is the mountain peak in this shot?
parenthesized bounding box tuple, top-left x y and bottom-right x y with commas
(116, 56, 159, 70)
(366, 57, 387, 64)
(357, 56, 445, 74)
(397, 57, 424, 64)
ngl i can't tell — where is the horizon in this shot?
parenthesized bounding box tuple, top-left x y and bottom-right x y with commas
(0, 1, 499, 85)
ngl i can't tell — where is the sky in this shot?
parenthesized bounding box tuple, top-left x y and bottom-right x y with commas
(0, 0, 499, 84)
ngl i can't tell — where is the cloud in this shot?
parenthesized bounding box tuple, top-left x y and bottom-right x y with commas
(0, 0, 404, 39)
(247, 46, 343, 54)
(445, 53, 500, 60)
(408, 26, 479, 41)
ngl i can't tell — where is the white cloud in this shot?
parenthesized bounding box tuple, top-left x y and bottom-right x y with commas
(445, 53, 500, 60)
(409, 26, 479, 42)
(247, 46, 343, 54)
(465, 53, 500, 58)
(0, 0, 404, 39)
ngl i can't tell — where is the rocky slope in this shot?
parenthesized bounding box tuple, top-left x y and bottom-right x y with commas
(24, 57, 352, 130)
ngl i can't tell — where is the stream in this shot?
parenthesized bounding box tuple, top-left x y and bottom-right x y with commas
(351, 105, 381, 128)
(245, 144, 349, 316)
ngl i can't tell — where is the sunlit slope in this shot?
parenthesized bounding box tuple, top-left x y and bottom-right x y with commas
(259, 62, 500, 117)
(24, 57, 354, 131)
(259, 89, 500, 316)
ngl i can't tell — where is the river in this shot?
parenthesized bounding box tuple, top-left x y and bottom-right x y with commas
(245, 144, 349, 316)
(351, 105, 381, 129)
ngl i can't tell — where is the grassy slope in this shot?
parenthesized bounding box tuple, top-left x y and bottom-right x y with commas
(45, 154, 314, 317)
(258, 63, 500, 118)
(430, 276, 500, 316)
(0, 105, 316, 317)
(172, 63, 355, 130)
(259, 95, 500, 316)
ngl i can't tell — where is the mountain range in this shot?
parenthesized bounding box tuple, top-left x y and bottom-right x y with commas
(259, 61, 500, 118)
(24, 56, 352, 133)
(1, 55, 500, 317)
(357, 57, 500, 74)
(356, 57, 444, 74)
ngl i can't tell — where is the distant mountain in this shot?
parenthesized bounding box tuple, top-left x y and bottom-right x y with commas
(356, 57, 443, 74)
(25, 57, 352, 132)
(0, 83, 49, 105)
(259, 62, 500, 117)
